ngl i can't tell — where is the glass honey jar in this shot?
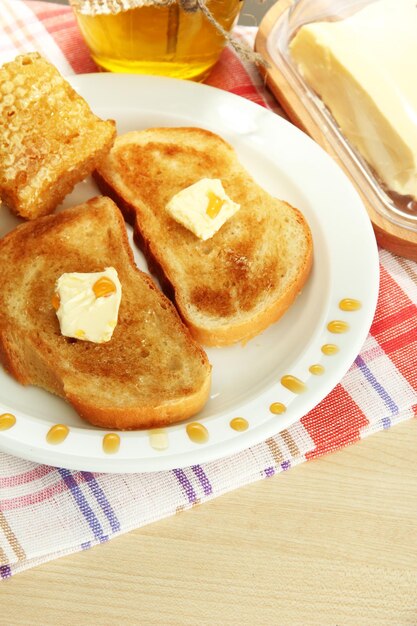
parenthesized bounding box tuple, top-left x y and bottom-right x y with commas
(70, 0, 243, 81)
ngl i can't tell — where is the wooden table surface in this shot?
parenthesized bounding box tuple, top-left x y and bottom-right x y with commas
(1, 418, 417, 625)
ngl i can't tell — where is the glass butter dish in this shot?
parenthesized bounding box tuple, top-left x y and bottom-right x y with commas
(255, 0, 417, 260)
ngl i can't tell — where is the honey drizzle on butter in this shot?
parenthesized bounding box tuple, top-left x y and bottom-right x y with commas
(339, 298, 361, 311)
(309, 364, 325, 376)
(186, 422, 209, 444)
(327, 320, 349, 333)
(102, 433, 120, 454)
(51, 292, 60, 311)
(281, 375, 306, 394)
(206, 192, 225, 219)
(149, 429, 169, 451)
(93, 276, 117, 298)
(46, 424, 69, 445)
(269, 402, 286, 415)
(321, 344, 339, 355)
(230, 417, 249, 432)
(0, 413, 16, 430)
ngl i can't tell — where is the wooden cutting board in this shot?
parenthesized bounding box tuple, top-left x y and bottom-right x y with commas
(255, 0, 417, 261)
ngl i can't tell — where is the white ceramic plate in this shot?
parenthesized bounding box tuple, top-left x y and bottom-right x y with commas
(0, 74, 379, 472)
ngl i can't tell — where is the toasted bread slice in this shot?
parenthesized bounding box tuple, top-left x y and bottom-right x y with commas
(0, 197, 211, 430)
(95, 127, 313, 346)
(0, 52, 116, 220)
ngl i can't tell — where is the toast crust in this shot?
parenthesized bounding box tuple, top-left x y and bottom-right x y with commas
(95, 127, 313, 346)
(0, 197, 211, 429)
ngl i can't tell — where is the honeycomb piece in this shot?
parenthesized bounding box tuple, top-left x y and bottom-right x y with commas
(0, 53, 116, 219)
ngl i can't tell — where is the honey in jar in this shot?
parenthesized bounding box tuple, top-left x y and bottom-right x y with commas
(71, 0, 243, 81)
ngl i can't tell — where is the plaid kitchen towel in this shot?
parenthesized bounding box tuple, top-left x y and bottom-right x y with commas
(1, 0, 417, 578)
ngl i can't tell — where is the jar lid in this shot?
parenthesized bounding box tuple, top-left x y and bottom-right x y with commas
(69, 0, 174, 16)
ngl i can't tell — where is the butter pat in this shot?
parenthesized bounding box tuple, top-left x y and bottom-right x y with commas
(290, 0, 417, 200)
(166, 178, 240, 240)
(54, 267, 121, 343)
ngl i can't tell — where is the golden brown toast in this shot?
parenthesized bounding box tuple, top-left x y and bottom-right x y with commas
(95, 127, 313, 346)
(0, 52, 116, 220)
(0, 197, 211, 430)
